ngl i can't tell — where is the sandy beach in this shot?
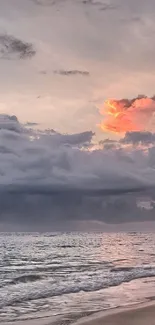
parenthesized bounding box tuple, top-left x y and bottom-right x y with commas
(75, 302, 155, 325)
(3, 301, 155, 325)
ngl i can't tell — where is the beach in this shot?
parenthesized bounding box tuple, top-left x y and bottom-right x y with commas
(74, 302, 155, 325)
(1, 232, 155, 323)
(3, 302, 155, 325)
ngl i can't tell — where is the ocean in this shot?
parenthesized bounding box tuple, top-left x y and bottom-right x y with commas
(1, 232, 155, 323)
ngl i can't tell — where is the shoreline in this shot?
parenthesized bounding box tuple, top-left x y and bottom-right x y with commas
(3, 300, 155, 325)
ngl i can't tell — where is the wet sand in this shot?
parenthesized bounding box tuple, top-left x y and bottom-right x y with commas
(3, 301, 155, 325)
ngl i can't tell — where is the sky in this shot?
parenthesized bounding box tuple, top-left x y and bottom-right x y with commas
(1, 0, 155, 230)
(1, 0, 155, 134)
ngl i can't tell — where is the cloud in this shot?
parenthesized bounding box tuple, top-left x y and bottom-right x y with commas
(31, 0, 69, 7)
(54, 70, 90, 76)
(0, 114, 21, 132)
(103, 130, 155, 150)
(0, 190, 154, 230)
(33, 129, 95, 146)
(94, 195, 155, 224)
(121, 131, 155, 145)
(51, 130, 94, 145)
(99, 95, 155, 134)
(100, 138, 119, 150)
(39, 70, 47, 75)
(100, 4, 117, 11)
(25, 122, 39, 127)
(120, 16, 142, 23)
(33, 0, 117, 10)
(1, 114, 155, 229)
(30, 0, 55, 6)
(82, 0, 117, 11)
(0, 34, 36, 60)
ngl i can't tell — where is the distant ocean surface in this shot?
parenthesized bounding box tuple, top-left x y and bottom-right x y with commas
(1, 232, 155, 323)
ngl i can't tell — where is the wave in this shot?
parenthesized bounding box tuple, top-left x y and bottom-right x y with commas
(111, 267, 134, 272)
(10, 274, 42, 284)
(1, 261, 112, 273)
(1, 265, 155, 308)
(57, 245, 77, 248)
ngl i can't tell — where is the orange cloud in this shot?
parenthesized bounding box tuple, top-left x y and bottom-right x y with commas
(99, 96, 155, 134)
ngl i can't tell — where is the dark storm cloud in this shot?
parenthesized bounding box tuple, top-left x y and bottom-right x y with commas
(0, 114, 155, 229)
(0, 190, 154, 229)
(0, 34, 36, 60)
(54, 70, 90, 76)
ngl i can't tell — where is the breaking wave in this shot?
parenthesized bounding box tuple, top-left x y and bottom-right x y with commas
(1, 265, 155, 308)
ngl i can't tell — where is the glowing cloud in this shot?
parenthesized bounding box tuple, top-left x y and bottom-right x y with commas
(99, 96, 155, 134)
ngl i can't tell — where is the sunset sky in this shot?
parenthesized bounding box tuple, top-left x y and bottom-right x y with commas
(1, 0, 155, 136)
(1, 0, 155, 230)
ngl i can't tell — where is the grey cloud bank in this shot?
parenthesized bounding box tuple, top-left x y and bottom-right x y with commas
(0, 115, 155, 229)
